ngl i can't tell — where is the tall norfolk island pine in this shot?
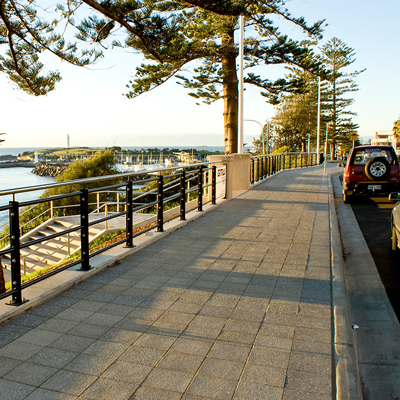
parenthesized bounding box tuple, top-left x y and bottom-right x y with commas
(1, 0, 326, 154)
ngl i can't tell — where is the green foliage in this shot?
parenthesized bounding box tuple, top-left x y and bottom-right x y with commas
(394, 116, 400, 142)
(0, 150, 120, 248)
(269, 37, 364, 156)
(272, 146, 296, 154)
(0, 0, 101, 96)
(1, 0, 326, 154)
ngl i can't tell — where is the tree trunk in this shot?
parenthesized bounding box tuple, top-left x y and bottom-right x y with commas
(222, 29, 238, 155)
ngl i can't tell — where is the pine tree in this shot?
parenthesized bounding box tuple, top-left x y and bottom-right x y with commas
(269, 38, 363, 156)
(319, 38, 364, 158)
(1, 0, 325, 153)
(0, 0, 102, 96)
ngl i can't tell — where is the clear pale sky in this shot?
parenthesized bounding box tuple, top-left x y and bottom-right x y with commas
(0, 0, 399, 149)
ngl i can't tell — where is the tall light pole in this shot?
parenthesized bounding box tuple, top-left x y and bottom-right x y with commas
(238, 15, 244, 154)
(244, 119, 265, 154)
(317, 76, 321, 155)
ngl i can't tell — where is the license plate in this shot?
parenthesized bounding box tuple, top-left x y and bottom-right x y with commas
(368, 185, 381, 190)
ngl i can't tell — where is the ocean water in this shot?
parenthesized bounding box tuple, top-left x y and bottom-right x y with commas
(0, 167, 55, 228)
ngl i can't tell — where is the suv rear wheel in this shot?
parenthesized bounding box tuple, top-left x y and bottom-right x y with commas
(365, 157, 391, 180)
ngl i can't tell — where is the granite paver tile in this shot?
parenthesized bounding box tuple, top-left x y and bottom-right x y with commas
(3, 361, 58, 386)
(48, 334, 96, 353)
(0, 356, 22, 377)
(41, 370, 97, 396)
(157, 351, 203, 373)
(248, 346, 290, 369)
(101, 360, 152, 384)
(207, 341, 251, 363)
(16, 328, 62, 346)
(67, 322, 111, 339)
(56, 308, 94, 322)
(25, 388, 76, 400)
(142, 367, 193, 392)
(181, 325, 223, 340)
(258, 323, 295, 339)
(83, 312, 124, 327)
(241, 363, 287, 387)
(79, 377, 138, 400)
(170, 337, 213, 356)
(223, 319, 261, 334)
(217, 329, 256, 346)
(82, 340, 129, 360)
(130, 386, 182, 399)
(65, 353, 115, 375)
(0, 378, 36, 399)
(293, 327, 331, 343)
(197, 358, 243, 380)
(118, 346, 166, 366)
(0, 341, 44, 361)
(186, 374, 238, 399)
(288, 351, 332, 375)
(284, 369, 332, 395)
(234, 382, 283, 400)
(96, 303, 134, 317)
(133, 332, 176, 350)
(27, 347, 78, 369)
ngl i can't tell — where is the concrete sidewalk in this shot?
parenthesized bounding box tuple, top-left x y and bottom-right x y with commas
(0, 164, 352, 399)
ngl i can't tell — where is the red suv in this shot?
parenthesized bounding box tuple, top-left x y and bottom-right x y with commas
(342, 145, 400, 203)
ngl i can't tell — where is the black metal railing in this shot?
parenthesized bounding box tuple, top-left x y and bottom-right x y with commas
(0, 162, 220, 305)
(250, 152, 322, 183)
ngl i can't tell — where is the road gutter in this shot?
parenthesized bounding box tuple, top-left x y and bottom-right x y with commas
(328, 172, 362, 399)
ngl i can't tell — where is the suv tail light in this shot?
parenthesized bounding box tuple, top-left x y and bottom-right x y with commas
(343, 170, 350, 181)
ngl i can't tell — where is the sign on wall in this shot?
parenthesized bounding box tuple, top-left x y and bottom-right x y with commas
(216, 165, 227, 199)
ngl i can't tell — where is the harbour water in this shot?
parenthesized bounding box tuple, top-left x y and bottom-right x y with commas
(0, 167, 55, 228)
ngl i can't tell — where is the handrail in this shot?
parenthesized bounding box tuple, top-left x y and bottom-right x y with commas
(0, 161, 223, 305)
(0, 161, 222, 197)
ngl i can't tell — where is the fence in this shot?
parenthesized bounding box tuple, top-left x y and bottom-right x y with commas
(250, 152, 321, 183)
(0, 162, 220, 306)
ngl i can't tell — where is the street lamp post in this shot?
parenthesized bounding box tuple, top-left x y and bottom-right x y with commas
(244, 119, 265, 154)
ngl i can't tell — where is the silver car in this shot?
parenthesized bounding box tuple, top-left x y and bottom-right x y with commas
(390, 192, 400, 250)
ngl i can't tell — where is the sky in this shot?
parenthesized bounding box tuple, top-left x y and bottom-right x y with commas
(0, 0, 399, 150)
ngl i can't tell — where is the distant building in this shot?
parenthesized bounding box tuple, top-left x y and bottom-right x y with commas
(371, 130, 397, 148)
(67, 134, 70, 148)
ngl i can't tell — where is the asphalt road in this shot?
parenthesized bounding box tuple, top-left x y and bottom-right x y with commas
(348, 193, 400, 322)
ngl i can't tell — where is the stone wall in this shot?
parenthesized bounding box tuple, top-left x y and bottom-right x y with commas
(32, 163, 68, 177)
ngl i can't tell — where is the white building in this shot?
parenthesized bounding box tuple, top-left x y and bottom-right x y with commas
(371, 130, 397, 148)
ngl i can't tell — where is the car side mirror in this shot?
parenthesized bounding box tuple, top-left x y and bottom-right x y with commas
(389, 192, 400, 201)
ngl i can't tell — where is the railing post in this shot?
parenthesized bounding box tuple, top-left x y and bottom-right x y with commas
(117, 192, 120, 213)
(50, 200, 54, 218)
(125, 181, 133, 248)
(157, 175, 164, 232)
(78, 188, 91, 271)
(301, 154, 303, 168)
(180, 170, 186, 220)
(198, 165, 203, 211)
(251, 159, 254, 183)
(212, 166, 216, 204)
(8, 200, 26, 305)
(97, 192, 100, 213)
(295, 154, 298, 169)
(263, 156, 266, 178)
(282, 155, 286, 170)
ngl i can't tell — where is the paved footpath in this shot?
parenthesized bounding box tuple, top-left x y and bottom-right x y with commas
(0, 164, 343, 400)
